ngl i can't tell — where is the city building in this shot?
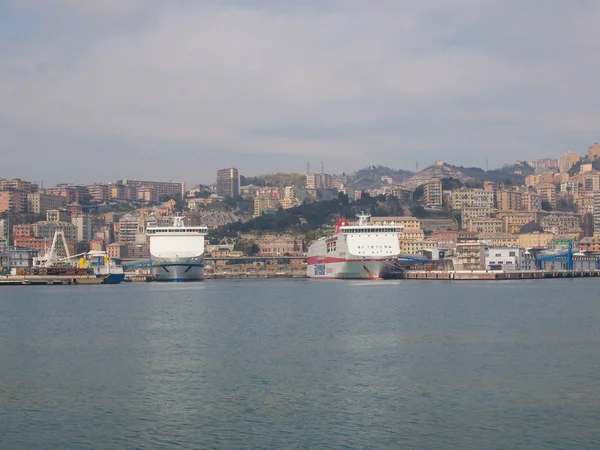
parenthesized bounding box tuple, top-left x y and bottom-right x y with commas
(453, 239, 486, 270)
(110, 184, 136, 200)
(461, 206, 496, 222)
(118, 179, 185, 199)
(465, 218, 503, 234)
(478, 233, 519, 247)
(539, 213, 582, 235)
(118, 214, 144, 244)
(72, 214, 94, 244)
(498, 212, 537, 234)
(497, 190, 522, 212)
(255, 235, 304, 256)
(27, 192, 67, 214)
(107, 243, 128, 259)
(450, 189, 494, 210)
(518, 232, 554, 249)
(558, 151, 581, 173)
(588, 143, 600, 161)
(137, 186, 159, 203)
(305, 173, 333, 189)
(47, 209, 72, 223)
(0, 178, 38, 194)
(216, 168, 240, 197)
(13, 237, 52, 252)
(0, 190, 26, 213)
(253, 196, 278, 217)
(43, 186, 80, 204)
(484, 247, 527, 270)
(87, 184, 110, 203)
(423, 180, 443, 208)
(536, 184, 557, 209)
(0, 247, 37, 269)
(32, 221, 77, 242)
(521, 192, 543, 212)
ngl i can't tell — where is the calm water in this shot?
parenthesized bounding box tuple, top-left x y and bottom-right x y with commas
(1, 279, 600, 449)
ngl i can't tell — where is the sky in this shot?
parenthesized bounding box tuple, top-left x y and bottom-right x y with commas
(1, 0, 599, 187)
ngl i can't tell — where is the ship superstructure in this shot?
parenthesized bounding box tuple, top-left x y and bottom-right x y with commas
(146, 215, 208, 281)
(307, 213, 403, 279)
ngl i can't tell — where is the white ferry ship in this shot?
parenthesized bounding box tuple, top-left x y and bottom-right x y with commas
(146, 216, 208, 282)
(307, 213, 403, 279)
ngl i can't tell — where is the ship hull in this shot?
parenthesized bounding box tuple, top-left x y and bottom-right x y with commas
(101, 273, 126, 284)
(307, 258, 397, 279)
(152, 257, 205, 282)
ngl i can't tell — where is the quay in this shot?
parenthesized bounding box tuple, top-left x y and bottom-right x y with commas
(0, 275, 105, 285)
(398, 270, 600, 280)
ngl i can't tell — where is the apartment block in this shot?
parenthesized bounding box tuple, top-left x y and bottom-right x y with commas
(461, 206, 495, 222)
(253, 196, 278, 217)
(558, 151, 581, 173)
(588, 143, 600, 161)
(119, 179, 185, 199)
(47, 209, 72, 223)
(499, 212, 537, 234)
(72, 214, 94, 244)
(137, 186, 159, 203)
(478, 233, 518, 247)
(43, 186, 80, 204)
(32, 221, 77, 242)
(0, 178, 38, 194)
(465, 218, 503, 234)
(0, 190, 26, 213)
(110, 184, 136, 200)
(536, 184, 557, 209)
(525, 174, 541, 187)
(521, 192, 543, 212)
(305, 173, 333, 189)
(450, 189, 494, 210)
(216, 168, 240, 197)
(423, 180, 443, 207)
(118, 214, 147, 245)
(27, 192, 67, 214)
(87, 184, 110, 202)
(497, 190, 522, 212)
(540, 213, 582, 235)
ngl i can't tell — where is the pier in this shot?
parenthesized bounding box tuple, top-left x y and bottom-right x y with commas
(0, 275, 105, 285)
(398, 270, 600, 280)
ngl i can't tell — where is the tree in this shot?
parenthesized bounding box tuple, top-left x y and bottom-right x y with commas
(541, 200, 552, 211)
(409, 205, 427, 218)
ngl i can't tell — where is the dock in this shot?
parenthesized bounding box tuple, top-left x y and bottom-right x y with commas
(398, 270, 600, 280)
(0, 275, 105, 285)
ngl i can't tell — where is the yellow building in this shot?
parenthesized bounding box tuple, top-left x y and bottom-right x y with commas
(465, 218, 503, 234)
(253, 196, 278, 217)
(370, 216, 421, 230)
(497, 190, 522, 212)
(461, 206, 496, 221)
(536, 184, 557, 208)
(478, 233, 519, 247)
(500, 212, 537, 234)
(518, 232, 554, 249)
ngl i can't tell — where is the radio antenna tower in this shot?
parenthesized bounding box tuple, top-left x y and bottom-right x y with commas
(321, 161, 324, 174)
(306, 161, 310, 174)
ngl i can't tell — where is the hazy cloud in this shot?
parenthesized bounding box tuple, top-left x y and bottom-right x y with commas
(1, 0, 599, 185)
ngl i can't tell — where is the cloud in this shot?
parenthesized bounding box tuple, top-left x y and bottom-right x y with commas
(1, 0, 599, 184)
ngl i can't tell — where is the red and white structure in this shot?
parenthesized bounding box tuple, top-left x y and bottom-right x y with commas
(307, 213, 403, 279)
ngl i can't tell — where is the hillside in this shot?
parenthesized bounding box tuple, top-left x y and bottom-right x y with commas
(347, 165, 413, 190)
(241, 173, 305, 187)
(403, 161, 525, 188)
